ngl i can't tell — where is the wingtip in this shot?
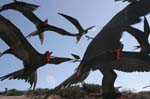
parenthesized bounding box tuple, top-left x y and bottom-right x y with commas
(58, 12, 61, 15)
(71, 53, 81, 62)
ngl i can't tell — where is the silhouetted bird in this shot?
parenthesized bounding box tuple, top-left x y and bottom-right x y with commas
(0, 1, 39, 12)
(58, 13, 95, 43)
(0, 3, 82, 44)
(0, 15, 79, 90)
(44, 1, 150, 99)
(18, 11, 87, 44)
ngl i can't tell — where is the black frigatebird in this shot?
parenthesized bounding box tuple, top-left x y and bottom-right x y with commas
(58, 13, 95, 43)
(23, 12, 77, 44)
(44, 1, 150, 99)
(0, 2, 77, 44)
(0, 15, 79, 90)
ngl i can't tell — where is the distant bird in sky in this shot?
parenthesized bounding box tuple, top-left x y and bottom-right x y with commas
(44, 1, 150, 99)
(23, 12, 78, 44)
(0, 1, 39, 12)
(0, 15, 79, 90)
(58, 13, 95, 43)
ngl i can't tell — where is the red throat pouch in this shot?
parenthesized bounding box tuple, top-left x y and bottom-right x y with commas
(46, 51, 51, 62)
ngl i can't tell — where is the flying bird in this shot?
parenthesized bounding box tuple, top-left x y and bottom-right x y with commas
(0, 1, 39, 12)
(58, 13, 95, 43)
(44, 1, 150, 99)
(0, 2, 81, 44)
(0, 15, 79, 90)
(23, 12, 78, 44)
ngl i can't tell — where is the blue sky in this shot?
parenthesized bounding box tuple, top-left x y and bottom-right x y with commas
(0, 0, 150, 92)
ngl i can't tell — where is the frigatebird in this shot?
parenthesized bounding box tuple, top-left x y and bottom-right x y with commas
(44, 1, 150, 99)
(23, 12, 77, 44)
(0, 2, 77, 44)
(0, 15, 79, 90)
(25, 13, 94, 44)
(58, 13, 95, 43)
(0, 1, 39, 12)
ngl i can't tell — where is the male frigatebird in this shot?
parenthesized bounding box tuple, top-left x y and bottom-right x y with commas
(58, 13, 95, 43)
(0, 15, 79, 90)
(44, 1, 150, 99)
(0, 2, 74, 44)
(0, 1, 39, 12)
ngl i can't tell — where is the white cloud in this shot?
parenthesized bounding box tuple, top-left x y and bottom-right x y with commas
(46, 75, 56, 84)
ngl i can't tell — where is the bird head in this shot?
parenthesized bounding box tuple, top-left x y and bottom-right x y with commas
(45, 51, 52, 63)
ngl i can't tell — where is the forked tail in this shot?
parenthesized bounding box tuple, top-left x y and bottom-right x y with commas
(44, 70, 90, 99)
(0, 68, 37, 90)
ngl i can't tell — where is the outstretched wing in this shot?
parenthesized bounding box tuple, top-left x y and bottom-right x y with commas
(125, 17, 150, 52)
(0, 15, 40, 63)
(45, 24, 76, 36)
(49, 56, 73, 64)
(144, 16, 150, 40)
(58, 13, 84, 32)
(0, 1, 39, 12)
(49, 54, 81, 64)
(21, 11, 43, 27)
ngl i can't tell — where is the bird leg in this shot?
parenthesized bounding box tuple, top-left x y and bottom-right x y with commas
(99, 68, 122, 99)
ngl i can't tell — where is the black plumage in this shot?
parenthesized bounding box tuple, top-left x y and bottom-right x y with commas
(44, 1, 150, 99)
(0, 15, 78, 90)
(58, 13, 95, 43)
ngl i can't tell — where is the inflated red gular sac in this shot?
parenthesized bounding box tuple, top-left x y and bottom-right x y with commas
(46, 51, 52, 63)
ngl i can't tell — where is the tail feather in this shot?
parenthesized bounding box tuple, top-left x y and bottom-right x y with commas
(44, 70, 90, 99)
(0, 69, 37, 90)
